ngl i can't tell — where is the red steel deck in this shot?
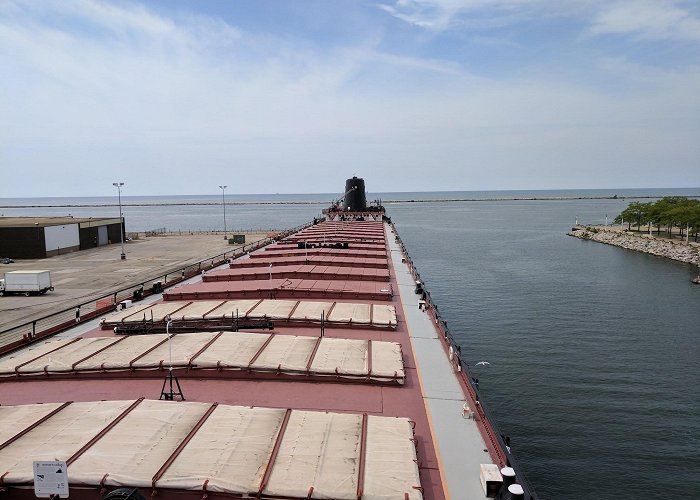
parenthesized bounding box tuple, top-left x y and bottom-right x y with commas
(253, 247, 387, 259)
(0, 218, 450, 500)
(270, 242, 386, 251)
(205, 264, 390, 282)
(163, 278, 394, 301)
(230, 255, 389, 269)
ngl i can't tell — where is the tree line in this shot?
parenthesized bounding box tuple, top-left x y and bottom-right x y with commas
(613, 197, 700, 241)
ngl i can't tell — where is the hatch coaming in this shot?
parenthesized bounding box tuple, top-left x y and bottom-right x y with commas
(0, 217, 457, 499)
(0, 400, 422, 500)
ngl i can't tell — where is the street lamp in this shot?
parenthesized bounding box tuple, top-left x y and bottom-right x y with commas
(219, 185, 227, 240)
(112, 182, 126, 260)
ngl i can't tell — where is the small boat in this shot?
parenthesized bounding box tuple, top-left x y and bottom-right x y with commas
(692, 276, 700, 284)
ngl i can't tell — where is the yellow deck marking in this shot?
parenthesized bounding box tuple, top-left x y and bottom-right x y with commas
(387, 235, 451, 500)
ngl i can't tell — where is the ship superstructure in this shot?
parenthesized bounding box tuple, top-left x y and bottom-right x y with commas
(0, 178, 533, 500)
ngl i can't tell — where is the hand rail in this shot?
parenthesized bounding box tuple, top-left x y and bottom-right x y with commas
(389, 220, 540, 500)
(0, 220, 315, 355)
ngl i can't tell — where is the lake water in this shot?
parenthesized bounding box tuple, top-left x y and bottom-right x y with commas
(2, 189, 699, 499)
(389, 198, 700, 499)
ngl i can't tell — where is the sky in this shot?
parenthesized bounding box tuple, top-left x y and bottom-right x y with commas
(1, 0, 699, 197)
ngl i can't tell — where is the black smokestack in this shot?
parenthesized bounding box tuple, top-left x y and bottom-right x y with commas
(344, 176, 367, 211)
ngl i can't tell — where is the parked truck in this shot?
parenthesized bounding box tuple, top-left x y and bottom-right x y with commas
(0, 270, 53, 296)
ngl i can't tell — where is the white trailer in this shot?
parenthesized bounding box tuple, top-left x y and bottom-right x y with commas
(0, 270, 54, 296)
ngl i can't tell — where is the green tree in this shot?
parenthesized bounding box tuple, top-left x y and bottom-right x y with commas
(689, 204, 700, 242)
(614, 201, 651, 231)
(616, 197, 700, 238)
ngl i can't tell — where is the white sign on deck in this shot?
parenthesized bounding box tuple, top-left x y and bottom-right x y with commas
(33, 460, 69, 498)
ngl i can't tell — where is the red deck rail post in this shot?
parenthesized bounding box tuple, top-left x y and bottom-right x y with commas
(325, 301, 337, 319)
(356, 413, 369, 500)
(258, 408, 292, 496)
(187, 332, 224, 368)
(305, 337, 323, 374)
(151, 402, 218, 490)
(13, 337, 82, 374)
(366, 340, 373, 380)
(165, 301, 194, 320)
(66, 397, 145, 466)
(286, 300, 301, 320)
(247, 333, 275, 369)
(128, 335, 173, 369)
(71, 336, 128, 370)
(200, 300, 227, 319)
(245, 298, 266, 318)
(0, 401, 73, 452)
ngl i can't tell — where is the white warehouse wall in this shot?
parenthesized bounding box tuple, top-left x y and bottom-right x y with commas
(44, 224, 79, 251)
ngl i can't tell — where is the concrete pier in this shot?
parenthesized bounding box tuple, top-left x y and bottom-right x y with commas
(0, 233, 266, 329)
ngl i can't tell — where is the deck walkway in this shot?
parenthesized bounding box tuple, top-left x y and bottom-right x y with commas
(387, 224, 491, 500)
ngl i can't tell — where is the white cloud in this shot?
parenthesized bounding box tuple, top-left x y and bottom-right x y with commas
(0, 0, 698, 196)
(589, 0, 700, 41)
(379, 0, 700, 43)
(377, 0, 590, 31)
(378, 0, 470, 30)
(65, 0, 176, 36)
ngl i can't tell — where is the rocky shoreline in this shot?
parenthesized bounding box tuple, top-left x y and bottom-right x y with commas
(568, 226, 700, 266)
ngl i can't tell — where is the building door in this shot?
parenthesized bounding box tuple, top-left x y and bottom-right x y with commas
(98, 225, 108, 246)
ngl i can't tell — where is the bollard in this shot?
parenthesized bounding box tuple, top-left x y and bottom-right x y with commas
(500, 467, 516, 487)
(508, 483, 524, 499)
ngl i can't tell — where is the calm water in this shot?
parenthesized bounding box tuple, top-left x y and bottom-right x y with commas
(2, 187, 699, 233)
(2, 189, 699, 499)
(389, 199, 700, 500)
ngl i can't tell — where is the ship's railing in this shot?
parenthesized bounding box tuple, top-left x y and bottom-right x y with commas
(389, 221, 540, 500)
(0, 221, 315, 356)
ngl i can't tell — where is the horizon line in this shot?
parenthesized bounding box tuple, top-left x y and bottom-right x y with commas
(2, 186, 700, 200)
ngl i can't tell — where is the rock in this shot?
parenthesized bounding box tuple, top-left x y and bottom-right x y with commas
(567, 228, 700, 266)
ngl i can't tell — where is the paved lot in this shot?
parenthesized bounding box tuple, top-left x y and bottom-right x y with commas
(0, 233, 267, 329)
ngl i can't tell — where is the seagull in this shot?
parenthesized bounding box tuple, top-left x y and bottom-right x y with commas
(475, 361, 491, 366)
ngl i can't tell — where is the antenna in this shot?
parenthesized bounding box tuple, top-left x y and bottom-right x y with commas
(160, 315, 185, 401)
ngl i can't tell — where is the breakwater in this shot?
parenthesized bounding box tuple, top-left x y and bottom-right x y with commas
(5, 194, 700, 209)
(568, 226, 700, 266)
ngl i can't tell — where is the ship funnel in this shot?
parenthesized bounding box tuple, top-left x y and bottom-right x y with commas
(343, 176, 367, 211)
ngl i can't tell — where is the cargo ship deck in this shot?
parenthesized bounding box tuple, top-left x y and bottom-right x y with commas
(0, 179, 532, 500)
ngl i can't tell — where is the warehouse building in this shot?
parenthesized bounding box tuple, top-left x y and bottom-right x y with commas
(0, 217, 124, 259)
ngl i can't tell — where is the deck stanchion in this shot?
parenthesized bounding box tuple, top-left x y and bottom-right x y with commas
(366, 340, 373, 380)
(187, 331, 224, 368)
(128, 335, 173, 369)
(258, 408, 292, 496)
(356, 413, 369, 500)
(247, 333, 275, 369)
(151, 402, 218, 490)
(306, 337, 323, 374)
(13, 337, 82, 374)
(0, 401, 73, 452)
(160, 317, 185, 401)
(66, 397, 145, 466)
(71, 336, 127, 370)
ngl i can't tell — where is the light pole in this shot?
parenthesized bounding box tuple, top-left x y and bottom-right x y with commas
(219, 185, 227, 240)
(112, 182, 126, 260)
